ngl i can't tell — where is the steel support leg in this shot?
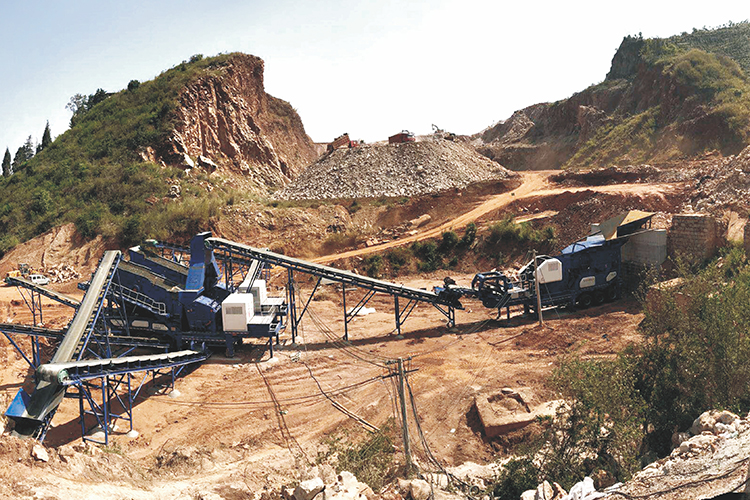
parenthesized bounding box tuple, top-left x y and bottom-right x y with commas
(395, 296, 402, 337)
(342, 285, 348, 341)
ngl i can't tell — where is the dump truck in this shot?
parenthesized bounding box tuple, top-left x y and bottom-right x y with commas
(436, 234, 626, 314)
(389, 130, 415, 144)
(326, 133, 359, 152)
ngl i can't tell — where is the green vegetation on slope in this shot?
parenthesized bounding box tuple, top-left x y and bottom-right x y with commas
(668, 21, 750, 76)
(491, 245, 750, 494)
(0, 54, 239, 256)
(567, 36, 750, 168)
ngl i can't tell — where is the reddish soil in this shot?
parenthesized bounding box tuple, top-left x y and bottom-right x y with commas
(0, 168, 695, 498)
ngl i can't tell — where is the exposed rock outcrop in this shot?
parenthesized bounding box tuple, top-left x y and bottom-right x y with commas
(159, 53, 318, 190)
(474, 29, 750, 171)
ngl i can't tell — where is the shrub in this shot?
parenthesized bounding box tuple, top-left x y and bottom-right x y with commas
(363, 255, 382, 278)
(386, 247, 412, 273)
(411, 241, 441, 272)
(322, 423, 396, 491)
(491, 458, 539, 500)
(439, 230, 458, 253)
(461, 222, 477, 247)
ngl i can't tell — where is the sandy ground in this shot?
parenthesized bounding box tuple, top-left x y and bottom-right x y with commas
(0, 171, 689, 498)
(0, 272, 644, 499)
(313, 170, 686, 263)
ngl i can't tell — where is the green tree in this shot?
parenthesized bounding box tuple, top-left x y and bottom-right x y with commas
(12, 136, 35, 171)
(40, 121, 52, 151)
(2, 148, 10, 177)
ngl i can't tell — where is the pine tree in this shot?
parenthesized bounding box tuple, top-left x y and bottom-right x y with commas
(12, 136, 35, 171)
(40, 121, 52, 151)
(2, 148, 10, 177)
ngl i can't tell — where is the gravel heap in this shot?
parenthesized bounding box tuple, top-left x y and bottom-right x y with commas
(688, 145, 750, 213)
(276, 140, 517, 200)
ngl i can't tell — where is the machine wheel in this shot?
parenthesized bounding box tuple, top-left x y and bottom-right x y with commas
(594, 290, 605, 305)
(577, 292, 593, 309)
(605, 286, 618, 302)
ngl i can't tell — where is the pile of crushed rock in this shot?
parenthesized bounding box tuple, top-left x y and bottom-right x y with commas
(276, 139, 517, 200)
(688, 145, 750, 213)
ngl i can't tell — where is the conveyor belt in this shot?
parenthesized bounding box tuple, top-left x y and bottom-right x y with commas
(5, 276, 81, 308)
(0, 322, 170, 349)
(206, 237, 461, 308)
(6, 251, 121, 435)
(36, 350, 207, 385)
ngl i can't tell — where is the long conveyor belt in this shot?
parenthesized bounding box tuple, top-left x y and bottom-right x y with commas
(5, 276, 81, 308)
(36, 350, 207, 385)
(206, 237, 462, 308)
(6, 251, 121, 437)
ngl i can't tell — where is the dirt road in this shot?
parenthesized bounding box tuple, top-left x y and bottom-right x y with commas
(313, 170, 682, 263)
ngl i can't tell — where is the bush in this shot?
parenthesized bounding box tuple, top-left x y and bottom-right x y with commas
(386, 247, 412, 273)
(491, 458, 539, 500)
(461, 222, 477, 247)
(363, 255, 382, 278)
(322, 423, 396, 491)
(439, 230, 458, 253)
(411, 241, 442, 272)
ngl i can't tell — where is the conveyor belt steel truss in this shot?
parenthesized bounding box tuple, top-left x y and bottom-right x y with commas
(36, 350, 208, 445)
(206, 237, 461, 340)
(2, 252, 205, 444)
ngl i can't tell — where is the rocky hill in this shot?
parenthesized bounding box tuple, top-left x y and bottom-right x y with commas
(276, 139, 517, 200)
(0, 53, 317, 255)
(157, 53, 317, 187)
(475, 22, 750, 170)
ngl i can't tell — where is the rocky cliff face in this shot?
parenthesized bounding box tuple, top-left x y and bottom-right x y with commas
(158, 54, 318, 190)
(475, 32, 750, 171)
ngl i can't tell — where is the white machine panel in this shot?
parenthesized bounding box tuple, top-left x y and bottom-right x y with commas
(579, 276, 596, 289)
(536, 258, 563, 284)
(222, 293, 254, 331)
(250, 280, 268, 313)
(606, 271, 617, 282)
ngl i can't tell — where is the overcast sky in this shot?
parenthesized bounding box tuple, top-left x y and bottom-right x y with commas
(1, 1, 747, 155)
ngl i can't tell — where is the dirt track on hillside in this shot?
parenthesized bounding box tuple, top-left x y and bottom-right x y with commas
(313, 170, 684, 263)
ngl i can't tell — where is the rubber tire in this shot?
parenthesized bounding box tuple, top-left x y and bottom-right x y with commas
(577, 292, 593, 309)
(594, 290, 606, 304)
(605, 286, 618, 302)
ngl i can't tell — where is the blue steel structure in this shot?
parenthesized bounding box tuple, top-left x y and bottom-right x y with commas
(2, 231, 466, 444)
(435, 235, 627, 316)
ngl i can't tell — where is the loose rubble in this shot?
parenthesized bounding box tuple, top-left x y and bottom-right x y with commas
(277, 140, 517, 200)
(39, 263, 80, 284)
(514, 409, 750, 500)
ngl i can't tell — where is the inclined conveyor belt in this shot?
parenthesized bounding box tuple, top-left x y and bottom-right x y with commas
(6, 251, 121, 434)
(5, 276, 81, 309)
(36, 349, 207, 385)
(206, 237, 461, 307)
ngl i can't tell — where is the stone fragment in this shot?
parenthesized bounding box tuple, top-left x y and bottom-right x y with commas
(410, 479, 432, 500)
(534, 480, 553, 499)
(294, 477, 325, 500)
(31, 443, 49, 462)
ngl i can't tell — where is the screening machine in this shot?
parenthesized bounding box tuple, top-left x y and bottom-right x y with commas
(435, 234, 627, 316)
